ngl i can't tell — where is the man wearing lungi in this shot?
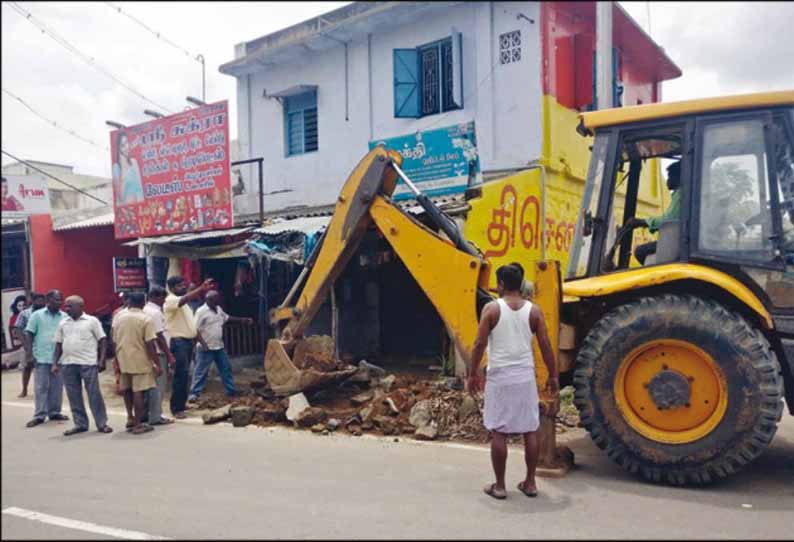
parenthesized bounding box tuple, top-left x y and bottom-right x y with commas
(468, 264, 559, 500)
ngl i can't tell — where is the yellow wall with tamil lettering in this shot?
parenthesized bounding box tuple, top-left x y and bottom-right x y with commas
(463, 96, 670, 287)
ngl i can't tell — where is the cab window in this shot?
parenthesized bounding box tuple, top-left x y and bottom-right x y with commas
(697, 118, 775, 261)
(773, 113, 794, 258)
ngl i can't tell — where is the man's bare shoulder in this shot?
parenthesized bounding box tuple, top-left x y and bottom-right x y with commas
(481, 300, 500, 316)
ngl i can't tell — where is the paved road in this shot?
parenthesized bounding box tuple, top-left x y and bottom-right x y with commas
(1, 372, 793, 539)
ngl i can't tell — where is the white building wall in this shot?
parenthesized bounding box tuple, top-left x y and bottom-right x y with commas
(235, 1, 542, 215)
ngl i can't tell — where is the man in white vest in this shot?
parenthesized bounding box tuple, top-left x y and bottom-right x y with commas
(468, 264, 559, 500)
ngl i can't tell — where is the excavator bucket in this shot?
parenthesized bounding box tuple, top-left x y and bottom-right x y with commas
(265, 337, 356, 396)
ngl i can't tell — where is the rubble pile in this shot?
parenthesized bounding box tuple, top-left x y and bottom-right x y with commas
(195, 365, 580, 443)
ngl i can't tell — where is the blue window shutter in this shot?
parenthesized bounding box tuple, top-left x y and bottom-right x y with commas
(286, 111, 304, 155)
(284, 90, 318, 156)
(394, 48, 420, 118)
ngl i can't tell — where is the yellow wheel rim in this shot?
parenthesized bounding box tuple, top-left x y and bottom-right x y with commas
(614, 339, 728, 444)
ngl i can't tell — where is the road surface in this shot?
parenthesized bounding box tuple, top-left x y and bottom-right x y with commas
(1, 371, 792, 539)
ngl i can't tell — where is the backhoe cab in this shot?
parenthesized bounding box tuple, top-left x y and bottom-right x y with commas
(563, 91, 794, 485)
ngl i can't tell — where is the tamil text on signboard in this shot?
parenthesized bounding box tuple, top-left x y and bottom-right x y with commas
(110, 100, 232, 239)
(368, 121, 481, 201)
(1, 174, 51, 216)
(113, 257, 147, 293)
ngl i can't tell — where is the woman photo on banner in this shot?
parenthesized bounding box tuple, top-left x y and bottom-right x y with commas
(112, 131, 144, 205)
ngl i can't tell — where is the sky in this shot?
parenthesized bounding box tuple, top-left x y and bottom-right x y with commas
(2, 1, 793, 179)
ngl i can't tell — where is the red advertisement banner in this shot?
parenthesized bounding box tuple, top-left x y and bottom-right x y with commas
(112, 257, 147, 293)
(110, 100, 233, 239)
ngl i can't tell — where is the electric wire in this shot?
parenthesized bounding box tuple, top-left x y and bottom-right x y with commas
(7, 1, 174, 113)
(1, 149, 109, 205)
(103, 1, 203, 63)
(2, 88, 110, 152)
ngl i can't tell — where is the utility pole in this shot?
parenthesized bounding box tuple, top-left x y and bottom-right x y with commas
(596, 1, 613, 110)
(196, 54, 206, 103)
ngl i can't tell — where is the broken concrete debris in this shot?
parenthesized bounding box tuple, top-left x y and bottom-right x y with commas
(326, 418, 341, 432)
(311, 423, 326, 433)
(286, 393, 310, 423)
(384, 397, 400, 416)
(359, 405, 374, 422)
(359, 360, 386, 378)
(350, 391, 374, 405)
(413, 422, 438, 440)
(408, 400, 432, 428)
(295, 407, 327, 428)
(458, 395, 478, 420)
(195, 370, 580, 444)
(202, 404, 232, 424)
(379, 374, 396, 392)
(230, 406, 254, 427)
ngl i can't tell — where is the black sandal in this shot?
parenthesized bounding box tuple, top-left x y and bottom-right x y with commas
(131, 424, 154, 435)
(64, 427, 88, 436)
(97, 426, 114, 434)
(483, 483, 507, 500)
(517, 481, 538, 498)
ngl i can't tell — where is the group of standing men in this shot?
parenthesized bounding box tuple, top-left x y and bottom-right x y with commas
(18, 276, 252, 436)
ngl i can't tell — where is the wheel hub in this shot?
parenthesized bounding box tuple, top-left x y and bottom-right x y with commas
(614, 339, 728, 444)
(647, 369, 691, 410)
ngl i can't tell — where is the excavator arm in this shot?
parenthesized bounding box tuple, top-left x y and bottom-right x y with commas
(263, 146, 571, 477)
(265, 146, 492, 395)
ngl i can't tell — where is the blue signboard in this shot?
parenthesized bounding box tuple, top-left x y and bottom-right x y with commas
(369, 121, 482, 201)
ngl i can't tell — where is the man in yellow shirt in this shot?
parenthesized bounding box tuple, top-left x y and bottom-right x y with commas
(164, 276, 212, 419)
(112, 292, 161, 435)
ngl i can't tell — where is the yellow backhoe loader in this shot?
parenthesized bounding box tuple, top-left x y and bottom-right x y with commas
(265, 90, 794, 485)
(561, 90, 794, 485)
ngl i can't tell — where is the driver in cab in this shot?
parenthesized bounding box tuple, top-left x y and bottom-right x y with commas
(629, 161, 682, 265)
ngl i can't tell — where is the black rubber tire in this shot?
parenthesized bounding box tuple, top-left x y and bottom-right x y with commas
(573, 294, 784, 485)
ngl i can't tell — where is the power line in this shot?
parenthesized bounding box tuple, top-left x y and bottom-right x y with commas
(7, 1, 174, 113)
(2, 88, 109, 152)
(1, 149, 108, 205)
(103, 1, 201, 63)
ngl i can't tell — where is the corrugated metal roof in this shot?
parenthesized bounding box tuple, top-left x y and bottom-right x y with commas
(53, 212, 115, 231)
(249, 194, 468, 236)
(125, 226, 255, 246)
(399, 193, 466, 215)
(254, 216, 330, 236)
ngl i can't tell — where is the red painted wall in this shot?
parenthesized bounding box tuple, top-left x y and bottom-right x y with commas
(29, 215, 138, 316)
(541, 2, 677, 110)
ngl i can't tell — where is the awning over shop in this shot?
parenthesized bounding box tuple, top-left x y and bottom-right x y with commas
(253, 216, 331, 236)
(126, 226, 256, 259)
(249, 216, 330, 264)
(124, 226, 255, 246)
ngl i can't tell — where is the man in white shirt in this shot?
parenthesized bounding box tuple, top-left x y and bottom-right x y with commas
(188, 290, 253, 402)
(468, 265, 558, 500)
(52, 295, 112, 436)
(142, 286, 176, 426)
